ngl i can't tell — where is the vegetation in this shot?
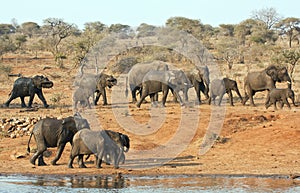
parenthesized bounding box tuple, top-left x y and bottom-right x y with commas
(0, 8, 299, 73)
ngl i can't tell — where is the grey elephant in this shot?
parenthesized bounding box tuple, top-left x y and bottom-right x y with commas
(75, 73, 117, 106)
(68, 129, 130, 169)
(265, 88, 297, 110)
(125, 61, 169, 103)
(4, 75, 53, 108)
(136, 70, 189, 108)
(208, 78, 243, 106)
(27, 113, 90, 166)
(186, 66, 210, 104)
(73, 87, 94, 109)
(243, 65, 291, 106)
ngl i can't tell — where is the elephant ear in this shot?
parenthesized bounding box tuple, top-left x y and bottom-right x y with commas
(191, 68, 203, 82)
(265, 66, 278, 81)
(32, 75, 42, 89)
(165, 71, 176, 85)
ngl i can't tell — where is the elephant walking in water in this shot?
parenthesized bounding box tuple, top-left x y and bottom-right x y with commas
(4, 75, 53, 108)
(243, 65, 291, 106)
(209, 78, 243, 106)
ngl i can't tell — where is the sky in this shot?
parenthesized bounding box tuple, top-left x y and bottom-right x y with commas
(1, 0, 299, 29)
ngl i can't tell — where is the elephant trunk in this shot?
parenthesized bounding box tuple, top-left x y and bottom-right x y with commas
(41, 81, 54, 88)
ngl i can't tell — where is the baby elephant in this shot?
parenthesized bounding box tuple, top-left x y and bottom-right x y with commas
(73, 87, 94, 110)
(68, 129, 129, 169)
(209, 78, 243, 106)
(265, 88, 297, 110)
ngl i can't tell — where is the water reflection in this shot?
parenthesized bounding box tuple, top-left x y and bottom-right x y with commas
(0, 174, 300, 192)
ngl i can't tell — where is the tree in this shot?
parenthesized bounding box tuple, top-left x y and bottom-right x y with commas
(84, 21, 107, 33)
(234, 19, 256, 45)
(165, 17, 204, 39)
(251, 7, 281, 30)
(20, 22, 40, 38)
(14, 34, 27, 50)
(272, 48, 300, 79)
(0, 35, 16, 59)
(109, 23, 131, 33)
(219, 24, 235, 36)
(136, 23, 157, 37)
(42, 18, 77, 67)
(275, 17, 300, 48)
(0, 24, 15, 35)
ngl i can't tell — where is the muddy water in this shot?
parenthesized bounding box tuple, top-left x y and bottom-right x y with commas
(0, 174, 299, 192)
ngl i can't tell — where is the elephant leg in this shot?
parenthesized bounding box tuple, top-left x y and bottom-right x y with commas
(136, 92, 148, 108)
(86, 97, 92, 109)
(228, 91, 234, 106)
(249, 92, 256, 106)
(131, 89, 137, 103)
(51, 143, 66, 165)
(273, 101, 278, 110)
(36, 90, 49, 108)
(96, 150, 104, 169)
(265, 95, 270, 108)
(101, 89, 108, 105)
(27, 94, 35, 108)
(218, 94, 224, 106)
(114, 148, 122, 169)
(94, 91, 101, 105)
(38, 155, 47, 166)
(30, 145, 47, 166)
(4, 94, 16, 107)
(150, 94, 158, 107)
(195, 85, 201, 104)
(68, 154, 76, 168)
(20, 96, 27, 108)
(208, 96, 212, 105)
(78, 154, 87, 168)
(283, 98, 291, 109)
(161, 89, 169, 107)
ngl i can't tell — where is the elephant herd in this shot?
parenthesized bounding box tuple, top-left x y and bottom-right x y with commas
(3, 62, 297, 169)
(27, 112, 130, 169)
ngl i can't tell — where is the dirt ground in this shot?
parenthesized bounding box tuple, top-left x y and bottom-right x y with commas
(0, 55, 300, 178)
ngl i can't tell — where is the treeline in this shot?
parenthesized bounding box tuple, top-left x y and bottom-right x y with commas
(0, 7, 299, 76)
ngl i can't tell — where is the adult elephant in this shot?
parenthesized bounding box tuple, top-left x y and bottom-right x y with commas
(68, 129, 130, 169)
(75, 73, 117, 106)
(243, 65, 292, 106)
(4, 75, 53, 108)
(136, 70, 189, 108)
(186, 66, 210, 104)
(27, 113, 90, 166)
(125, 61, 169, 103)
(208, 78, 243, 106)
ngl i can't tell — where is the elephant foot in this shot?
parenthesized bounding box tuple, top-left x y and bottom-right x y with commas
(114, 166, 119, 169)
(68, 165, 74, 169)
(44, 104, 49, 108)
(50, 160, 57, 165)
(96, 166, 102, 169)
(30, 158, 36, 165)
(79, 164, 87, 168)
(3, 103, 9, 108)
(38, 161, 47, 166)
(22, 104, 28, 108)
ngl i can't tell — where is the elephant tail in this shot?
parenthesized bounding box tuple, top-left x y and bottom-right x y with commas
(125, 76, 129, 97)
(27, 132, 33, 153)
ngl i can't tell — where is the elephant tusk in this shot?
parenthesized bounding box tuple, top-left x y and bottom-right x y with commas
(287, 81, 291, 84)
